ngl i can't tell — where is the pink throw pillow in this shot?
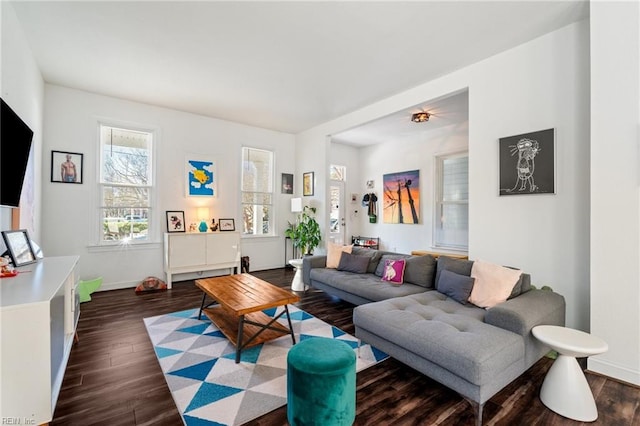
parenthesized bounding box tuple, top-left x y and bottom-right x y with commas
(381, 259, 406, 285)
(326, 242, 353, 268)
(468, 260, 522, 308)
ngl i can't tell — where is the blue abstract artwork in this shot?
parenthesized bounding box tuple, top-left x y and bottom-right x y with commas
(187, 159, 215, 197)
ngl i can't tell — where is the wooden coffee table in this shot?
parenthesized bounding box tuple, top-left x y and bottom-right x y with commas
(195, 273, 300, 363)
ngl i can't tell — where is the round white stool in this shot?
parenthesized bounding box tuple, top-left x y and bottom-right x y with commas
(288, 258, 305, 291)
(532, 325, 608, 422)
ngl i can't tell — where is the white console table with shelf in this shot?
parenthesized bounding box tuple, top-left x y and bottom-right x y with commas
(0, 256, 80, 425)
(163, 232, 241, 288)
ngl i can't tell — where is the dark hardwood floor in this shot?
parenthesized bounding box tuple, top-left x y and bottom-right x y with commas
(53, 268, 639, 425)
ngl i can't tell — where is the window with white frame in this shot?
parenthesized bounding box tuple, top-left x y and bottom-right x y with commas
(434, 152, 468, 250)
(241, 147, 274, 236)
(99, 124, 153, 243)
(329, 164, 346, 181)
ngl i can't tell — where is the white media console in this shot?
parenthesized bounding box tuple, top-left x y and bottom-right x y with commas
(0, 256, 80, 425)
(163, 232, 241, 288)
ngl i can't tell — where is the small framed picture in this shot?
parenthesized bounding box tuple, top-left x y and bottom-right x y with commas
(51, 150, 83, 184)
(1, 229, 37, 267)
(303, 171, 314, 196)
(219, 218, 235, 231)
(281, 173, 293, 194)
(166, 211, 186, 233)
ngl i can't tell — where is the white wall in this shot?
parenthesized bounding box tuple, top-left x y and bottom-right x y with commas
(468, 20, 591, 332)
(299, 18, 640, 385)
(353, 121, 468, 254)
(589, 1, 640, 385)
(299, 22, 590, 328)
(0, 1, 44, 239)
(42, 85, 295, 289)
(292, 132, 329, 252)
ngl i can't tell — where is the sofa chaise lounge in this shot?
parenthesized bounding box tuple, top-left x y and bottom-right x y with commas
(302, 247, 566, 425)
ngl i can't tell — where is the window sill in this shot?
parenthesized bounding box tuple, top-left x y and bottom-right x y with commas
(240, 234, 279, 240)
(429, 246, 468, 255)
(87, 241, 162, 253)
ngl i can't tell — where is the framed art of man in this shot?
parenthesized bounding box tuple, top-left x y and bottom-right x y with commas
(51, 150, 83, 184)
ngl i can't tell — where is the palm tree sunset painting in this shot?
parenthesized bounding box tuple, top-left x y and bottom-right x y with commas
(383, 169, 420, 224)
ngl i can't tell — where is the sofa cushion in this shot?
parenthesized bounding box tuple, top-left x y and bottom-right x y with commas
(351, 247, 383, 274)
(438, 269, 475, 304)
(353, 292, 524, 386)
(326, 242, 353, 268)
(435, 256, 474, 291)
(404, 254, 437, 288)
(374, 254, 410, 277)
(337, 253, 370, 274)
(309, 268, 426, 302)
(469, 260, 522, 309)
(381, 259, 406, 284)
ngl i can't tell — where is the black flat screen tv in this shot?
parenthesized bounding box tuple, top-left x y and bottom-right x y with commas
(1, 98, 34, 208)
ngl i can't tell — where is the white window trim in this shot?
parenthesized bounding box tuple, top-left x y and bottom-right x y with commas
(241, 146, 276, 238)
(94, 118, 159, 247)
(433, 150, 469, 252)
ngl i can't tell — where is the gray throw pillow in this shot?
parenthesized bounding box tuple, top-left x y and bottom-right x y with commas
(336, 252, 370, 274)
(351, 247, 383, 274)
(403, 255, 437, 288)
(508, 273, 532, 299)
(435, 256, 474, 291)
(374, 254, 410, 277)
(438, 269, 475, 305)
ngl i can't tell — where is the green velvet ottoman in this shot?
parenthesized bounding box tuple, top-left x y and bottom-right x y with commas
(287, 337, 356, 426)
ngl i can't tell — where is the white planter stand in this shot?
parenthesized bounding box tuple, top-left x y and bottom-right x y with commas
(289, 258, 305, 291)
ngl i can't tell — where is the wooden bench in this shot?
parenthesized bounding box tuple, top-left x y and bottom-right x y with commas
(411, 250, 468, 260)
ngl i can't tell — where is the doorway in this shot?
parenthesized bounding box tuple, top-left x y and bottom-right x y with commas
(329, 181, 345, 244)
(329, 165, 347, 244)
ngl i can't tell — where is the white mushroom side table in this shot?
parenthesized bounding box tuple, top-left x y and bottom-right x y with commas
(288, 258, 305, 291)
(532, 325, 608, 422)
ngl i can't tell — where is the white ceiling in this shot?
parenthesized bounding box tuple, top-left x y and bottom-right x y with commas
(10, 1, 589, 137)
(332, 89, 469, 146)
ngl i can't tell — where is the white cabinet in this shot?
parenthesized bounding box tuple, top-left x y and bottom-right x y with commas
(0, 256, 80, 425)
(164, 232, 240, 287)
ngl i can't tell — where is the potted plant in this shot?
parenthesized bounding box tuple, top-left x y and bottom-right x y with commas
(285, 205, 321, 256)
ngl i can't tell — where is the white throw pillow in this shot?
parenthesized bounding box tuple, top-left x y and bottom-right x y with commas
(469, 260, 522, 308)
(326, 242, 353, 268)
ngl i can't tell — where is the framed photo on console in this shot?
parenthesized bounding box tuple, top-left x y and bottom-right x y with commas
(166, 211, 186, 233)
(1, 229, 37, 267)
(219, 218, 235, 231)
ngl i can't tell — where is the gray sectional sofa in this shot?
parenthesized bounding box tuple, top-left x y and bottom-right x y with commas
(302, 247, 566, 425)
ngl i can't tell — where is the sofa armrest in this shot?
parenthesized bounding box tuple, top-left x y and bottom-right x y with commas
(302, 255, 327, 285)
(485, 289, 566, 337)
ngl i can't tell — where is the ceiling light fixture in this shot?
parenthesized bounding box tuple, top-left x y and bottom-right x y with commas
(411, 112, 430, 123)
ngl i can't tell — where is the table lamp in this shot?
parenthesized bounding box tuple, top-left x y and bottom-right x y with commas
(197, 207, 210, 232)
(291, 197, 302, 214)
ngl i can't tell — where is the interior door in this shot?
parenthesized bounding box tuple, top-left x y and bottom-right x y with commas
(329, 180, 345, 244)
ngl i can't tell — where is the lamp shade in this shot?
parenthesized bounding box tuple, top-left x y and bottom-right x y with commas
(291, 198, 303, 213)
(197, 207, 210, 220)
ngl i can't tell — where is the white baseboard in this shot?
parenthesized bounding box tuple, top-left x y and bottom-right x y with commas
(588, 357, 640, 386)
(99, 280, 139, 292)
(95, 263, 289, 293)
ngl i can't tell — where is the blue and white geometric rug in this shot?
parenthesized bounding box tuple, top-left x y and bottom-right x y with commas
(143, 305, 388, 426)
